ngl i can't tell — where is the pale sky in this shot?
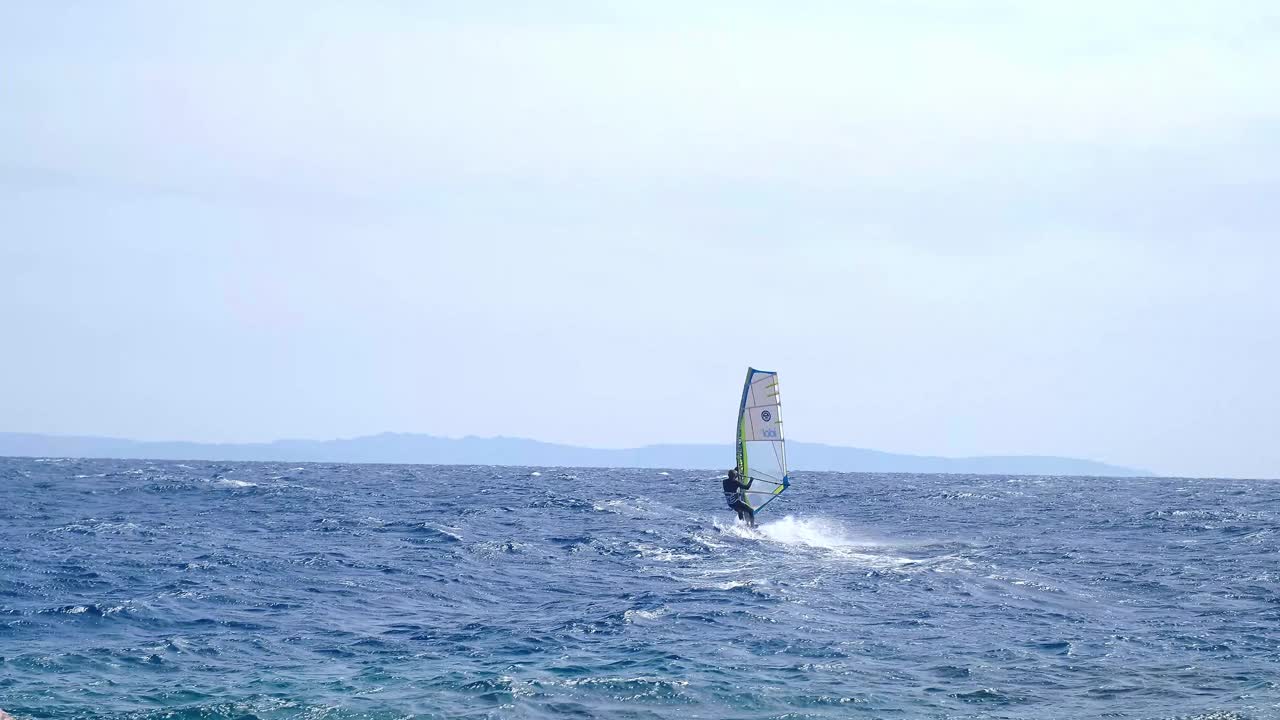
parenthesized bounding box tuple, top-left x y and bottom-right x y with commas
(3, 1, 1278, 478)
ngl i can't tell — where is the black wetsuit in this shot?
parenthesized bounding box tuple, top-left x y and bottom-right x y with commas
(722, 475, 755, 525)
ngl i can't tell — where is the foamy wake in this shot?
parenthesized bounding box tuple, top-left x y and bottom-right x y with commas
(756, 516, 881, 549)
(717, 515, 917, 567)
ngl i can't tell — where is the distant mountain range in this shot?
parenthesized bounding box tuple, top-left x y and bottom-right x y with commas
(0, 431, 1149, 477)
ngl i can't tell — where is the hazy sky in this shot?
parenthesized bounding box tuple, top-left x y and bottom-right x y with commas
(3, 1, 1278, 478)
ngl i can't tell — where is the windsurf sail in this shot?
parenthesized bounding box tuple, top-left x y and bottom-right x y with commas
(736, 367, 789, 513)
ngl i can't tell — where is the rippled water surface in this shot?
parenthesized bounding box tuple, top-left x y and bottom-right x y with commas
(2, 457, 1278, 719)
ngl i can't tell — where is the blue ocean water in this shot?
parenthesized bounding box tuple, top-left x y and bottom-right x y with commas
(1, 458, 1277, 719)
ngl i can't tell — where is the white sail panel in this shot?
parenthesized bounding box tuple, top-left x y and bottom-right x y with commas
(747, 372, 781, 411)
(745, 405, 782, 442)
(736, 367, 790, 513)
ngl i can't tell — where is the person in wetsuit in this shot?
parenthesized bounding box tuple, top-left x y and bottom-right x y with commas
(722, 468, 755, 526)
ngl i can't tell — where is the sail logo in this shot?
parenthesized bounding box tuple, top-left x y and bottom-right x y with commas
(760, 410, 772, 422)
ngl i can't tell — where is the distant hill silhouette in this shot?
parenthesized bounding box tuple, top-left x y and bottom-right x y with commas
(0, 432, 1149, 477)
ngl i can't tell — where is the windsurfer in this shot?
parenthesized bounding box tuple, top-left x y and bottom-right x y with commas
(722, 468, 755, 526)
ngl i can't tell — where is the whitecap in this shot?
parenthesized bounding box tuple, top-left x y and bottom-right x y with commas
(623, 607, 668, 622)
(630, 542, 700, 562)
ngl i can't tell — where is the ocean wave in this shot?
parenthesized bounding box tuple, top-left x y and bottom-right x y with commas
(5, 458, 1279, 719)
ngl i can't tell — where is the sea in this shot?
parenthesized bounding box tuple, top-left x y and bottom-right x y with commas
(1, 457, 1277, 720)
